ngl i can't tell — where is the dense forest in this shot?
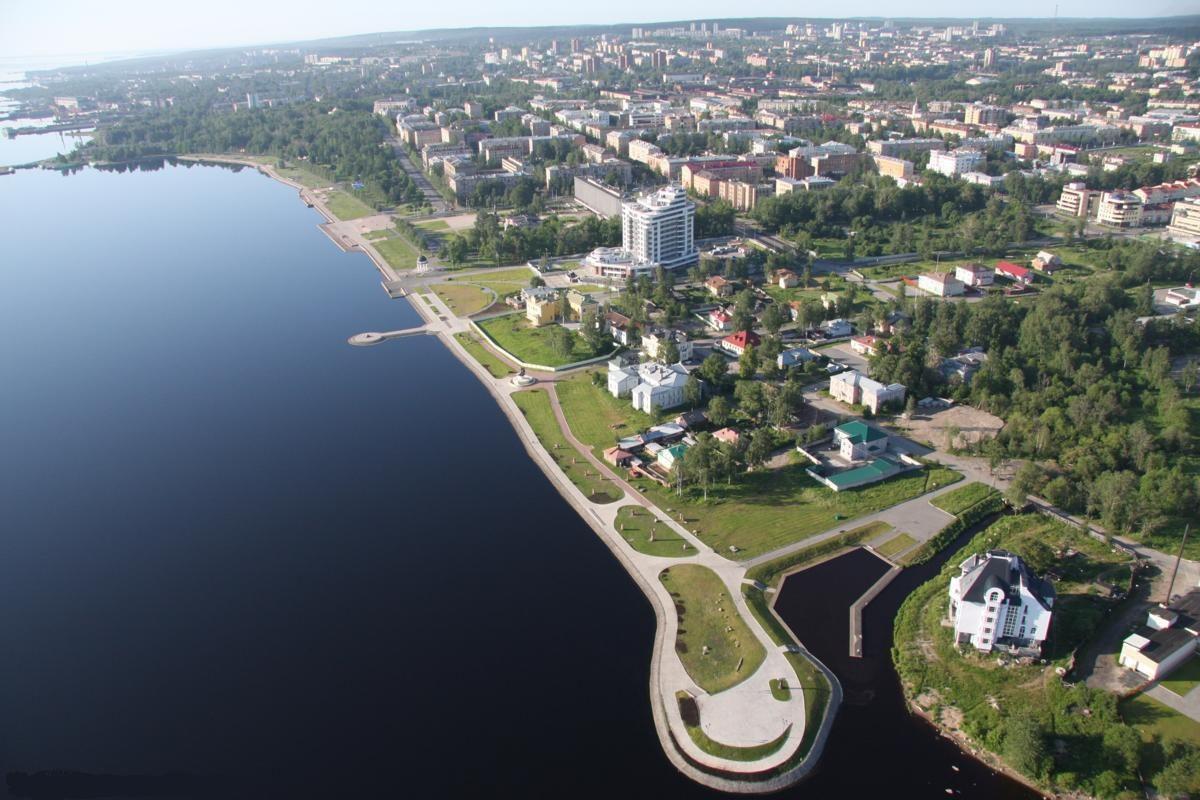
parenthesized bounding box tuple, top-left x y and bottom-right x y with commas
(867, 239, 1200, 545)
(81, 104, 424, 205)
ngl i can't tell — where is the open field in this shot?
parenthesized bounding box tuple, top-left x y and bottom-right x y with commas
(1122, 692, 1200, 788)
(661, 564, 765, 694)
(448, 267, 535, 297)
(275, 164, 332, 190)
(323, 189, 375, 221)
(676, 692, 792, 761)
(453, 333, 513, 378)
(477, 315, 603, 367)
(414, 219, 451, 231)
(433, 283, 492, 316)
(511, 390, 619, 503)
(556, 373, 657, 453)
(930, 482, 999, 516)
(613, 505, 690, 557)
(634, 465, 960, 560)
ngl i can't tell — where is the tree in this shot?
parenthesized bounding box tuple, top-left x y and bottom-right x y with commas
(529, 275, 545, 288)
(734, 380, 766, 421)
(707, 395, 731, 427)
(699, 352, 728, 387)
(580, 308, 608, 353)
(762, 303, 784, 336)
(738, 345, 760, 380)
(1005, 461, 1040, 508)
(660, 337, 681, 365)
(681, 435, 716, 499)
(684, 375, 703, 409)
(1089, 471, 1140, 534)
(745, 428, 773, 470)
(444, 234, 470, 265)
(549, 326, 573, 359)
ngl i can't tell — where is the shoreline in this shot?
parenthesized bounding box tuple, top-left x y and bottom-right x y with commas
(185, 155, 837, 793)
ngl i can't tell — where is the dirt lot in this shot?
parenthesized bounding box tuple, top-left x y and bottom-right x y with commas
(895, 404, 1004, 450)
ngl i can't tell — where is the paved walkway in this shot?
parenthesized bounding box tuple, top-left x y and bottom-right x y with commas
(1146, 683, 1200, 723)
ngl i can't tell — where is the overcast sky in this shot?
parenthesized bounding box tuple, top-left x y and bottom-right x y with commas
(2, 0, 1196, 61)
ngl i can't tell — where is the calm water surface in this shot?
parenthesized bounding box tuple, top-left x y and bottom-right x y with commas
(1, 162, 1023, 799)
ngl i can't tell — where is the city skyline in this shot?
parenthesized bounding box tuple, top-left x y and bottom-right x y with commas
(4, 2, 1199, 60)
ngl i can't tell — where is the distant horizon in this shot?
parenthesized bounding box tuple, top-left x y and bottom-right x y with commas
(4, 3, 1200, 62)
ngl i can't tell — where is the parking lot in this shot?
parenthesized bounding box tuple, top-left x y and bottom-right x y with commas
(815, 342, 871, 373)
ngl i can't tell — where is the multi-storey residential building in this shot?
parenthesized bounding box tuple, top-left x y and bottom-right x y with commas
(1097, 191, 1144, 227)
(1168, 197, 1200, 242)
(949, 550, 1055, 655)
(963, 104, 1009, 126)
(928, 149, 985, 177)
(867, 138, 946, 158)
(573, 176, 626, 218)
(874, 155, 914, 181)
(1057, 182, 1095, 219)
(716, 179, 760, 211)
(583, 185, 697, 281)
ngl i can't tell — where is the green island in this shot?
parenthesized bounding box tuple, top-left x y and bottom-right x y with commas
(661, 564, 766, 693)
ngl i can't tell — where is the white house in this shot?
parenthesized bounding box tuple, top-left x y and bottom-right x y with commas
(1118, 591, 1200, 680)
(948, 550, 1055, 655)
(833, 420, 889, 462)
(608, 360, 690, 413)
(919, 272, 965, 297)
(955, 263, 994, 287)
(820, 318, 852, 338)
(777, 347, 817, 369)
(829, 370, 906, 414)
(1165, 286, 1200, 309)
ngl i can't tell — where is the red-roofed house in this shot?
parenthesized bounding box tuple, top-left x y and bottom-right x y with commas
(721, 330, 762, 356)
(851, 335, 883, 356)
(713, 427, 741, 445)
(995, 261, 1033, 285)
(707, 307, 733, 331)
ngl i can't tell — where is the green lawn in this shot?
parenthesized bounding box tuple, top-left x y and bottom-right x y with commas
(450, 267, 535, 297)
(931, 482, 999, 516)
(661, 564, 766, 694)
(1122, 692, 1200, 791)
(893, 514, 1142, 797)
(633, 465, 960, 561)
(453, 332, 513, 378)
(511, 390, 619, 503)
(556, 373, 656, 454)
(275, 164, 332, 190)
(363, 229, 391, 241)
(770, 678, 792, 701)
(875, 532, 918, 559)
(613, 505, 691, 557)
(1162, 657, 1200, 697)
(373, 235, 422, 270)
(324, 189, 376, 221)
(477, 314, 604, 367)
(433, 283, 492, 316)
(414, 218, 451, 231)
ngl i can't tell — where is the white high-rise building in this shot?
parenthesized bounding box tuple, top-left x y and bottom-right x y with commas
(622, 185, 696, 269)
(584, 185, 697, 281)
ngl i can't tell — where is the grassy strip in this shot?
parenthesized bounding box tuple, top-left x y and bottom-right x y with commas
(904, 494, 1005, 565)
(661, 564, 766, 694)
(745, 520, 893, 589)
(1161, 656, 1200, 697)
(613, 505, 691, 558)
(931, 481, 1000, 516)
(677, 696, 792, 762)
(453, 333, 513, 379)
(511, 390, 619, 504)
(875, 532, 918, 559)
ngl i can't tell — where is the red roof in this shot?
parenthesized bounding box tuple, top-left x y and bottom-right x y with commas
(996, 261, 1031, 278)
(723, 330, 762, 350)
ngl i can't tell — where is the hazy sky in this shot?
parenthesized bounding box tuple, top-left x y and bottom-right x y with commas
(2, 0, 1196, 60)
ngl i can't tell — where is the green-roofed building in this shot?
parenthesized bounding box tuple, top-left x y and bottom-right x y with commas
(806, 455, 904, 492)
(834, 420, 890, 462)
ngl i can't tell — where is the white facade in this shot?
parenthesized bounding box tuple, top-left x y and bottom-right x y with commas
(948, 550, 1055, 654)
(642, 329, 693, 362)
(584, 185, 698, 281)
(929, 149, 985, 177)
(955, 264, 993, 287)
(1118, 594, 1200, 680)
(1097, 192, 1143, 228)
(919, 272, 965, 297)
(608, 360, 689, 413)
(829, 370, 906, 413)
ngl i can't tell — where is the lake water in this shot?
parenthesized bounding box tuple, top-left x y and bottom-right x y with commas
(1, 161, 1021, 799)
